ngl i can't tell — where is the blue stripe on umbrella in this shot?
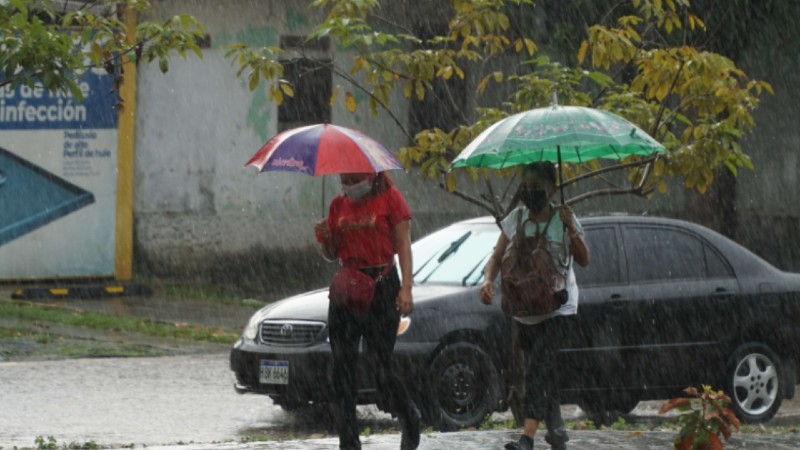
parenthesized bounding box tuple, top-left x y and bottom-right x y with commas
(261, 125, 323, 175)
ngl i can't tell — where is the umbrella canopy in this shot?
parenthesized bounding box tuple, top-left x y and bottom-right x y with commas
(451, 105, 666, 170)
(245, 123, 404, 176)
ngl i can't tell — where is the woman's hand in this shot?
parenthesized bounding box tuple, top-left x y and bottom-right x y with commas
(392, 219, 414, 315)
(396, 285, 413, 315)
(314, 219, 331, 243)
(479, 280, 494, 305)
(559, 204, 578, 235)
(314, 219, 337, 261)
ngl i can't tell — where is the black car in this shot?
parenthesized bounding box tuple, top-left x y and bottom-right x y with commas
(230, 215, 800, 430)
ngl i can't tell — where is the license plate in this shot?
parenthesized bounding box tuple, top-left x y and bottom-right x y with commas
(259, 360, 289, 384)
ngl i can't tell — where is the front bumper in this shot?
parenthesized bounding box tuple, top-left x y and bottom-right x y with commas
(230, 337, 438, 405)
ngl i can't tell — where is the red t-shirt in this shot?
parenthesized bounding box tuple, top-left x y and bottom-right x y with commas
(326, 186, 411, 267)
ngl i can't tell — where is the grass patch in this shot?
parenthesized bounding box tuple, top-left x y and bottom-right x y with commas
(144, 277, 251, 305)
(0, 300, 239, 344)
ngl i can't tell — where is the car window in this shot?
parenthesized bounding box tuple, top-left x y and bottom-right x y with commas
(411, 223, 499, 286)
(574, 226, 621, 286)
(705, 245, 734, 278)
(624, 226, 711, 282)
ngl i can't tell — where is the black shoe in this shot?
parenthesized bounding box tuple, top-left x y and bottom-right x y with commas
(399, 402, 421, 450)
(504, 435, 534, 450)
(544, 428, 568, 450)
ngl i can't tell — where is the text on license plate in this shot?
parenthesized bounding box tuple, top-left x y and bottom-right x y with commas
(260, 360, 289, 385)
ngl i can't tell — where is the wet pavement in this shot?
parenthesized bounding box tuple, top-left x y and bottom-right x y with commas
(2, 352, 800, 450)
(3, 288, 800, 449)
(150, 429, 800, 450)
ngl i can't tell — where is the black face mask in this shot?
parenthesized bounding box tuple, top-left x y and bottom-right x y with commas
(521, 189, 548, 211)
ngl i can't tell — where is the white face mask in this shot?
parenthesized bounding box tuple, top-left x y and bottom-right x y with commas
(342, 178, 372, 200)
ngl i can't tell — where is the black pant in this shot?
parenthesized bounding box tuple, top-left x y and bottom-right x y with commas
(328, 267, 415, 449)
(518, 315, 575, 439)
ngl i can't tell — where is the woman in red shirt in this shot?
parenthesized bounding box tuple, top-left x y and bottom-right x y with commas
(315, 171, 419, 450)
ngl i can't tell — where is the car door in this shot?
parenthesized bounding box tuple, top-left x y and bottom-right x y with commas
(620, 224, 739, 389)
(565, 223, 643, 390)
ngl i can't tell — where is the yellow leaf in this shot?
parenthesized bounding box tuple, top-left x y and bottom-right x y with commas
(446, 172, 457, 192)
(656, 82, 670, 101)
(477, 74, 490, 94)
(525, 38, 536, 56)
(577, 40, 589, 64)
(345, 92, 357, 112)
(415, 82, 425, 101)
(280, 82, 294, 97)
(329, 85, 340, 106)
(437, 65, 454, 80)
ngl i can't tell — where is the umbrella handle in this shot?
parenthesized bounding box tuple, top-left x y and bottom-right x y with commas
(556, 144, 572, 267)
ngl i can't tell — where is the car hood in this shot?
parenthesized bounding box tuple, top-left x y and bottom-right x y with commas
(258, 284, 472, 322)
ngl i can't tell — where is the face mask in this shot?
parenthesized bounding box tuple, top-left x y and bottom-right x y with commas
(342, 179, 373, 200)
(520, 189, 549, 211)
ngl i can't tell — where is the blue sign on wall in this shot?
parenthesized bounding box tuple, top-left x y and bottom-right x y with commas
(0, 72, 118, 130)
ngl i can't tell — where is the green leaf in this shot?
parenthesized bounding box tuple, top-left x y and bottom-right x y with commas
(248, 71, 260, 91)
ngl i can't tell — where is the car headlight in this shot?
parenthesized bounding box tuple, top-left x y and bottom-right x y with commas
(323, 316, 411, 343)
(397, 316, 411, 336)
(242, 314, 262, 341)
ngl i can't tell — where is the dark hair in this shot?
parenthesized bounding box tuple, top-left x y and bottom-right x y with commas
(523, 161, 557, 186)
(373, 171, 395, 194)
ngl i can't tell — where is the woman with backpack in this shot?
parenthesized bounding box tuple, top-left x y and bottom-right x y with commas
(479, 161, 590, 450)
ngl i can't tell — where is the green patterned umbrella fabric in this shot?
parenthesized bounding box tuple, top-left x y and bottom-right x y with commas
(451, 105, 666, 170)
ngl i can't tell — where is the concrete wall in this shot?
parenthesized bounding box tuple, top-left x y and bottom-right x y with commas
(132, 1, 799, 289)
(133, 0, 485, 287)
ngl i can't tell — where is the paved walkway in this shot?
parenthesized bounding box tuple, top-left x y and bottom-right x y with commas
(150, 429, 800, 450)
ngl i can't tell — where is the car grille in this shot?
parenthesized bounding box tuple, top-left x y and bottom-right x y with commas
(259, 320, 326, 346)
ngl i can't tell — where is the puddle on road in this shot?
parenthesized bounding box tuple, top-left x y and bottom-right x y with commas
(0, 354, 274, 448)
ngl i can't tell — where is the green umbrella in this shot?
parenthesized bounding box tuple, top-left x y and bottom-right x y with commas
(452, 105, 665, 169)
(451, 101, 666, 204)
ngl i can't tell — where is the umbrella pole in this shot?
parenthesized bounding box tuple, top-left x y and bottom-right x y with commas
(321, 176, 326, 217)
(557, 145, 564, 205)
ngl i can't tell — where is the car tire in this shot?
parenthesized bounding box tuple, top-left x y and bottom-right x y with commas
(578, 395, 639, 427)
(725, 343, 784, 423)
(421, 342, 501, 431)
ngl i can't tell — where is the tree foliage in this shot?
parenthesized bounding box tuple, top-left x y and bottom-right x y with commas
(230, 0, 772, 218)
(0, 0, 205, 104)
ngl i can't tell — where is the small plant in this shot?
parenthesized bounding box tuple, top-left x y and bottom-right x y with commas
(34, 436, 58, 450)
(610, 416, 628, 431)
(659, 385, 741, 450)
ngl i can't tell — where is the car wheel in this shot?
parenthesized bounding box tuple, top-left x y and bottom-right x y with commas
(422, 342, 501, 431)
(726, 343, 783, 423)
(578, 395, 639, 427)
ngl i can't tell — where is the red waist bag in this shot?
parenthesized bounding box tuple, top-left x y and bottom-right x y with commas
(329, 265, 390, 313)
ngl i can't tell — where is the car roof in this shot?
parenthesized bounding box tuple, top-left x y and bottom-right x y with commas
(460, 213, 707, 229)
(457, 212, 778, 275)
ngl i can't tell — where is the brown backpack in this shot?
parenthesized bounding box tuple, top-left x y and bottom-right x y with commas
(500, 212, 567, 317)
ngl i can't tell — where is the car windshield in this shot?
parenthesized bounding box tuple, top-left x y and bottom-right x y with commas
(411, 221, 500, 286)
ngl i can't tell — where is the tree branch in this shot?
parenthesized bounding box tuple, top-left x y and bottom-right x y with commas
(437, 182, 496, 214)
(567, 185, 654, 205)
(562, 156, 658, 188)
(320, 60, 416, 142)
